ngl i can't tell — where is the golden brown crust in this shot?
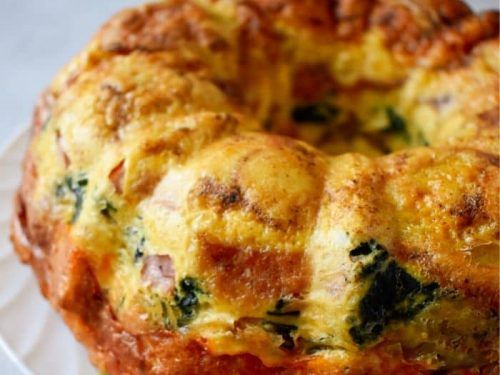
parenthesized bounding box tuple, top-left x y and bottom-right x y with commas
(10, 213, 433, 375)
(95, 0, 500, 63)
(379, 149, 500, 310)
(199, 241, 311, 312)
(11, 0, 500, 373)
(100, 1, 230, 54)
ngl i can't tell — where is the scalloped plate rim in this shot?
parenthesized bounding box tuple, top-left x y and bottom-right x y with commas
(0, 334, 31, 375)
(0, 126, 97, 375)
(0, 126, 34, 375)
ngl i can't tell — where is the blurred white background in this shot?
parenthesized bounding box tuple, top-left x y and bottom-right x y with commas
(0, 0, 497, 374)
(0, 0, 141, 152)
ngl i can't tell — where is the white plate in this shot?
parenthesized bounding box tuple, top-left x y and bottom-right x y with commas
(0, 128, 97, 375)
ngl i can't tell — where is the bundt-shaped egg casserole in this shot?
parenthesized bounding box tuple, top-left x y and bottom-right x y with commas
(11, 0, 499, 373)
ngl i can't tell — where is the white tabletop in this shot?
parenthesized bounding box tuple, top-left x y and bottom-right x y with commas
(0, 1, 497, 374)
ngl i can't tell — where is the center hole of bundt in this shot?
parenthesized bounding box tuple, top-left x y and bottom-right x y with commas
(264, 64, 429, 157)
(287, 94, 421, 157)
(288, 101, 409, 157)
